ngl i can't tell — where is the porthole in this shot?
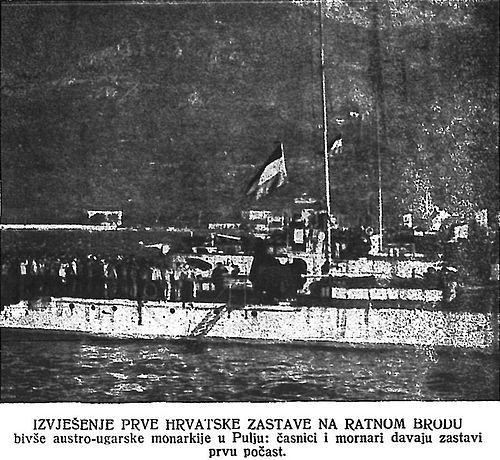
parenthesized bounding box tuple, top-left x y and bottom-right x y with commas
(169, 308, 176, 314)
(112, 306, 117, 312)
(91, 305, 96, 310)
(251, 310, 258, 318)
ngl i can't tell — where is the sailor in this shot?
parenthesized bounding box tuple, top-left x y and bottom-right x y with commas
(249, 242, 282, 302)
(93, 256, 105, 299)
(423, 266, 440, 289)
(47, 256, 60, 297)
(151, 259, 164, 300)
(171, 262, 182, 301)
(59, 257, 69, 296)
(20, 256, 30, 299)
(104, 257, 118, 299)
(127, 256, 139, 300)
(66, 256, 79, 297)
(289, 258, 307, 294)
(211, 262, 228, 297)
(179, 264, 195, 301)
(37, 256, 47, 296)
(138, 258, 152, 301)
(1, 256, 13, 306)
(116, 255, 129, 299)
(30, 256, 42, 297)
(80, 255, 91, 298)
(230, 262, 240, 277)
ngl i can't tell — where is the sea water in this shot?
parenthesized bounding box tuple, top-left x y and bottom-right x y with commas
(1, 334, 498, 402)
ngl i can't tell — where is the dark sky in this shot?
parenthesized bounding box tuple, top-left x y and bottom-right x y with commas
(1, 0, 498, 227)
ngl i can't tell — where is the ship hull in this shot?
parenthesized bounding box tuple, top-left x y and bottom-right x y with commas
(1, 297, 498, 352)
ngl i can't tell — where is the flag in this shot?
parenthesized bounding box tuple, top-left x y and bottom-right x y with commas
(316, 133, 343, 157)
(327, 133, 342, 156)
(246, 143, 287, 200)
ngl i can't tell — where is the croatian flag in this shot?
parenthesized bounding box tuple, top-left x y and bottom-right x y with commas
(245, 143, 287, 200)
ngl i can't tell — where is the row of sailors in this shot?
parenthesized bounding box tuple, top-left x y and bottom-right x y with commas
(1, 253, 211, 304)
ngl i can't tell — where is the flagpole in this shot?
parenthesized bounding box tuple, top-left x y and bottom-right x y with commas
(280, 142, 286, 176)
(318, 0, 332, 265)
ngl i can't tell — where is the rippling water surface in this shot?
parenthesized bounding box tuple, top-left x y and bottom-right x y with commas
(1, 334, 498, 402)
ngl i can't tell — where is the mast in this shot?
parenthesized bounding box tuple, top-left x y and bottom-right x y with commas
(318, 0, 332, 265)
(371, 1, 384, 254)
(376, 106, 383, 252)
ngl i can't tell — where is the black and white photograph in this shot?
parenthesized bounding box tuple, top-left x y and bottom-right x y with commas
(1, 0, 498, 415)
